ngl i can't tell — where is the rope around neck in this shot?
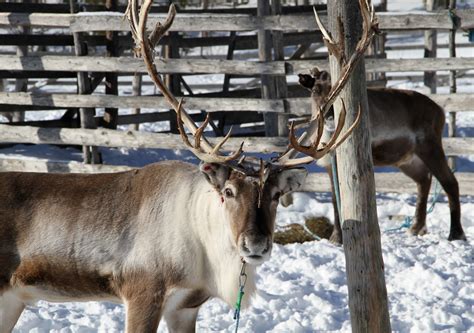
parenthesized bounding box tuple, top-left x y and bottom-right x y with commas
(233, 260, 247, 333)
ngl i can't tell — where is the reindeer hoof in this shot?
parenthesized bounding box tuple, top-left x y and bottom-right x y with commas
(408, 225, 428, 237)
(448, 231, 467, 241)
(329, 232, 343, 245)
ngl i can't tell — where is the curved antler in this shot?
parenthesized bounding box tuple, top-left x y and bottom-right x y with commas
(125, 1, 243, 164)
(277, 0, 376, 168)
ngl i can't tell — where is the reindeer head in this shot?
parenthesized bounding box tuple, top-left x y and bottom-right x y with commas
(299, 69, 332, 115)
(199, 162, 306, 265)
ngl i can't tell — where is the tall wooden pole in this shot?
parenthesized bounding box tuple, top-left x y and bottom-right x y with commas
(327, 1, 391, 332)
(448, 0, 457, 169)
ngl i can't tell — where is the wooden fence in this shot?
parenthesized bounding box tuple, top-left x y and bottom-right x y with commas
(0, 1, 473, 195)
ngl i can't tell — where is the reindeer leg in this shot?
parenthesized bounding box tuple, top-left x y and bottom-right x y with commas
(416, 141, 466, 241)
(124, 296, 163, 333)
(163, 289, 208, 333)
(399, 156, 432, 236)
(327, 166, 343, 244)
(0, 290, 25, 333)
(122, 277, 166, 333)
(164, 307, 200, 333)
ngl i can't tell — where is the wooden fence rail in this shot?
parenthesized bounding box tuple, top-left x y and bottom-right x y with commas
(1, 10, 474, 31)
(1, 55, 474, 75)
(0, 92, 473, 114)
(1, 156, 473, 195)
(0, 124, 473, 156)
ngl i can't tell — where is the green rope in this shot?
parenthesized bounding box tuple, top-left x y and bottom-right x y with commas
(233, 261, 247, 333)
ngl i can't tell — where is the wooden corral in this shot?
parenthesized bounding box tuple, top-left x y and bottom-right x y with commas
(0, 0, 473, 195)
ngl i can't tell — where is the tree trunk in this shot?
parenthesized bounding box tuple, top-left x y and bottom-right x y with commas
(327, 1, 391, 332)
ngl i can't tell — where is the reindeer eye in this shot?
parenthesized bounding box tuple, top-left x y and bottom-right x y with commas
(224, 188, 234, 198)
(273, 192, 281, 201)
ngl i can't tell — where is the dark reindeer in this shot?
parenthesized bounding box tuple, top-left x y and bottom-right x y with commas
(297, 68, 466, 244)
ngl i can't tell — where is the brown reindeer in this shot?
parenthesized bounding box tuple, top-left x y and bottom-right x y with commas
(297, 68, 466, 244)
(0, 1, 375, 331)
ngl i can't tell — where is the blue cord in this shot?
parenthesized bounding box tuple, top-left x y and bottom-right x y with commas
(385, 174, 444, 233)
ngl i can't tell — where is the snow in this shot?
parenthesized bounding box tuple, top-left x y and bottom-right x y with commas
(2, 0, 474, 332)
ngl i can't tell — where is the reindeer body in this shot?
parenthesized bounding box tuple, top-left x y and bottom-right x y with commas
(302, 77, 465, 243)
(0, 160, 308, 333)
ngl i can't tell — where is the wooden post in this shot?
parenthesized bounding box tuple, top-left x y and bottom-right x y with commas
(10, 0, 33, 123)
(165, 31, 180, 134)
(258, 0, 277, 137)
(217, 31, 238, 136)
(327, 1, 391, 332)
(448, 0, 457, 169)
(12, 24, 28, 123)
(131, 73, 142, 131)
(369, 0, 387, 86)
(69, 0, 101, 164)
(103, 0, 119, 129)
(424, 0, 438, 93)
(272, 0, 289, 137)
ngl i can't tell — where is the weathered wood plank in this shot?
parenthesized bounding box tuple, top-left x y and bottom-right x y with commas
(287, 94, 474, 113)
(288, 57, 474, 75)
(0, 124, 472, 155)
(0, 55, 285, 75)
(0, 124, 289, 153)
(1, 92, 472, 114)
(0, 92, 285, 112)
(0, 157, 132, 173)
(2, 10, 473, 32)
(1, 157, 472, 195)
(300, 172, 474, 195)
(1, 55, 473, 75)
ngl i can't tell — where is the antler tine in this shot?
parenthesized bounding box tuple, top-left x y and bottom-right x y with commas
(211, 126, 233, 155)
(310, 99, 348, 159)
(313, 7, 334, 45)
(289, 105, 324, 160)
(176, 99, 194, 149)
(194, 114, 210, 150)
(287, 107, 325, 159)
(126, 1, 244, 165)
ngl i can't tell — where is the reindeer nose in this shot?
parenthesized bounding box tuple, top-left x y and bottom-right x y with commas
(240, 234, 271, 263)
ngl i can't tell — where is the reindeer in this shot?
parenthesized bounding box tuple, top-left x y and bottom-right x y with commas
(0, 1, 374, 331)
(296, 68, 466, 244)
(278, 0, 467, 245)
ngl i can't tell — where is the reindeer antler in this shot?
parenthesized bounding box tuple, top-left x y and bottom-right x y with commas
(126, 1, 243, 164)
(277, 0, 376, 167)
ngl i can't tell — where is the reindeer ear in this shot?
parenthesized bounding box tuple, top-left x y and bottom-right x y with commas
(199, 162, 230, 191)
(319, 71, 331, 83)
(298, 74, 315, 91)
(276, 168, 308, 194)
